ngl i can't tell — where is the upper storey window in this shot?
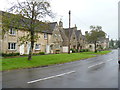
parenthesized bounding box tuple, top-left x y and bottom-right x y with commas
(9, 28, 16, 35)
(44, 33, 47, 39)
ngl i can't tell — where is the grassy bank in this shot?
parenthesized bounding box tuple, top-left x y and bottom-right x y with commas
(1, 50, 111, 71)
(82, 50, 111, 55)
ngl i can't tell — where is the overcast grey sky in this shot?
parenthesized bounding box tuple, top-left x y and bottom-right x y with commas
(0, 0, 119, 40)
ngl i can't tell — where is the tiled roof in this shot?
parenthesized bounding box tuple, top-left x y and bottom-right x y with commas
(1, 10, 57, 34)
(63, 27, 76, 38)
(59, 28, 68, 46)
(75, 30, 82, 40)
(41, 22, 57, 34)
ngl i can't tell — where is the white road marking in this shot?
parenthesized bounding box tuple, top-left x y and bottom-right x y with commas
(88, 62, 104, 68)
(27, 71, 75, 84)
(107, 59, 113, 62)
(88, 59, 113, 68)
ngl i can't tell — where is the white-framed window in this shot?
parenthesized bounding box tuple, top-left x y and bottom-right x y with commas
(44, 33, 47, 39)
(9, 28, 16, 35)
(35, 44, 40, 50)
(54, 34, 57, 37)
(8, 42, 16, 50)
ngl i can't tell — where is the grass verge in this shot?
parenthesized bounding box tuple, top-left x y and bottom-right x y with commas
(1, 50, 111, 71)
(82, 50, 111, 55)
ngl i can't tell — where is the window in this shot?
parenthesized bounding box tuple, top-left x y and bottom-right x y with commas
(9, 28, 16, 35)
(89, 45, 92, 48)
(73, 37, 75, 39)
(8, 43, 16, 50)
(44, 33, 47, 39)
(97, 45, 99, 47)
(35, 44, 40, 50)
(54, 34, 57, 37)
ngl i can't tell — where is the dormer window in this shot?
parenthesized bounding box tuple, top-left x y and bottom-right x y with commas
(9, 28, 16, 35)
(54, 34, 57, 37)
(44, 33, 47, 39)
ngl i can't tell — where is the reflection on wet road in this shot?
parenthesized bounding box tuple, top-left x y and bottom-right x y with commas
(2, 50, 118, 88)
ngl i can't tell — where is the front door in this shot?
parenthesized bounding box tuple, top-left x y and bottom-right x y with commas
(50, 45, 53, 53)
(73, 45, 76, 49)
(27, 43, 31, 54)
(20, 44, 24, 55)
(46, 45, 50, 54)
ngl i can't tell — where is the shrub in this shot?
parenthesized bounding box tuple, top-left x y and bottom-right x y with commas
(33, 53, 37, 55)
(104, 47, 109, 50)
(13, 53, 20, 56)
(70, 49, 76, 53)
(39, 52, 45, 55)
(2, 53, 20, 57)
(80, 49, 84, 52)
(22, 54, 28, 56)
(85, 49, 89, 52)
(75, 49, 79, 53)
(80, 49, 89, 52)
(70, 49, 89, 53)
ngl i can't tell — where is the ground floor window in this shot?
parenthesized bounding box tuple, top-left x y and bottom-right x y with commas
(35, 44, 40, 50)
(9, 28, 16, 35)
(89, 45, 92, 48)
(8, 42, 16, 50)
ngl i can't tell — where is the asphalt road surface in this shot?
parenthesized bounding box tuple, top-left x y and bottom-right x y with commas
(2, 50, 119, 88)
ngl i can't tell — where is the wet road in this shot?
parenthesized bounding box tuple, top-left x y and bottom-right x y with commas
(2, 50, 118, 88)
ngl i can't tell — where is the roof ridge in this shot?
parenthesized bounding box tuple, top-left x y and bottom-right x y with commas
(48, 22, 57, 24)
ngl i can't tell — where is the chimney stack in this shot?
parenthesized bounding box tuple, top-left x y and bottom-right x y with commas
(59, 20, 63, 28)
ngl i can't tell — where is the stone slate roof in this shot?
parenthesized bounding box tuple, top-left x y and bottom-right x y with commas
(1, 10, 57, 34)
(48, 22, 57, 30)
(62, 27, 84, 45)
(64, 27, 76, 38)
(75, 30, 82, 41)
(41, 22, 57, 34)
(59, 28, 68, 46)
(82, 35, 86, 40)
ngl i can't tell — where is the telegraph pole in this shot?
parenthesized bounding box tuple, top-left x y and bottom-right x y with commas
(108, 35, 110, 49)
(68, 10, 71, 54)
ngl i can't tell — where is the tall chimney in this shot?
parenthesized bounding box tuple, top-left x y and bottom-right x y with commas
(59, 20, 63, 28)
